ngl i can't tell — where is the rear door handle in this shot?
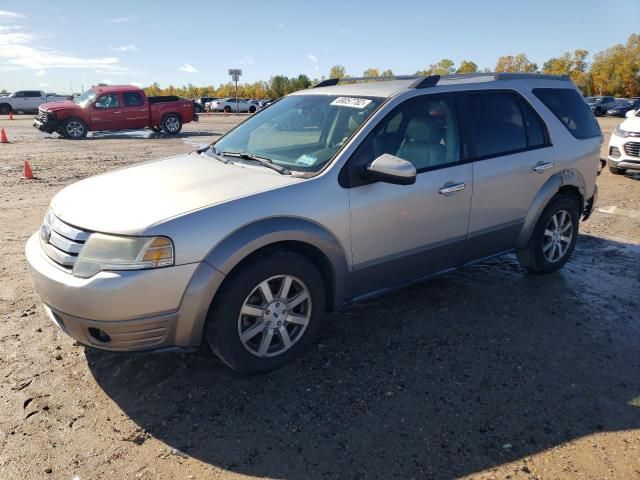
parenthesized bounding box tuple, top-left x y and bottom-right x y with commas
(533, 162, 553, 173)
(439, 182, 467, 195)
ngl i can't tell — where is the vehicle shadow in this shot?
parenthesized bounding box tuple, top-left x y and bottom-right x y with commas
(86, 130, 221, 140)
(86, 234, 640, 479)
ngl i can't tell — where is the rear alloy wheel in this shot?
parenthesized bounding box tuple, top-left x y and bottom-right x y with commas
(516, 194, 579, 274)
(62, 118, 87, 139)
(205, 250, 325, 374)
(609, 165, 626, 175)
(162, 114, 182, 135)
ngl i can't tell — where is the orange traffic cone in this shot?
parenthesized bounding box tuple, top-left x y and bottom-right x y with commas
(0, 128, 8, 143)
(8, 111, 14, 120)
(22, 160, 34, 180)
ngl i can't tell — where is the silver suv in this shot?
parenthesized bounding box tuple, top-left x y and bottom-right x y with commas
(26, 73, 601, 373)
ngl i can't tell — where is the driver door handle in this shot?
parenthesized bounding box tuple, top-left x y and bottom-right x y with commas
(439, 182, 467, 195)
(533, 161, 553, 173)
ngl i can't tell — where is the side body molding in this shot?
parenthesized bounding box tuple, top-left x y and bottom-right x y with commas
(204, 216, 353, 310)
(514, 169, 585, 248)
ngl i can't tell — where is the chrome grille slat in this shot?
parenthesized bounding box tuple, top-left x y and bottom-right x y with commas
(623, 142, 640, 158)
(48, 230, 82, 254)
(42, 242, 76, 267)
(41, 212, 90, 270)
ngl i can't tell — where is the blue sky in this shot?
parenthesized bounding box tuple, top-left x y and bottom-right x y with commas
(0, 0, 638, 94)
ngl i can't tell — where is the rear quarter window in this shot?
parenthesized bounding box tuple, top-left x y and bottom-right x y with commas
(533, 88, 601, 139)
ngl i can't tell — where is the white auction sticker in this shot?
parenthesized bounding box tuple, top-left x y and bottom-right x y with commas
(330, 97, 372, 109)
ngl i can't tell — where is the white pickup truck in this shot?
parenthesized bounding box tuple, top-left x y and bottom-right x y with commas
(0, 90, 71, 114)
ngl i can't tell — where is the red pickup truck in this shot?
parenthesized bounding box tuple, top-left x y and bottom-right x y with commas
(33, 85, 197, 139)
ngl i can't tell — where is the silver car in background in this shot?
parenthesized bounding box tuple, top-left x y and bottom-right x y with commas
(207, 98, 257, 113)
(26, 73, 600, 373)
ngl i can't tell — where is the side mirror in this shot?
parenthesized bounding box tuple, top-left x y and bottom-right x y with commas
(625, 109, 636, 118)
(365, 154, 416, 185)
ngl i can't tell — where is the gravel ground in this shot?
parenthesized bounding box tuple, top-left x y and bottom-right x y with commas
(0, 114, 638, 480)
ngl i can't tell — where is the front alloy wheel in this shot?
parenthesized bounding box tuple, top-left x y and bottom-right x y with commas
(238, 275, 312, 357)
(63, 119, 87, 139)
(205, 250, 325, 374)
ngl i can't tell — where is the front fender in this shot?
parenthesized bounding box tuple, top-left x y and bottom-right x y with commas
(204, 216, 352, 309)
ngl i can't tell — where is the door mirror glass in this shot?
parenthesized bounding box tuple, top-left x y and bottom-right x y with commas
(365, 154, 416, 185)
(625, 109, 636, 118)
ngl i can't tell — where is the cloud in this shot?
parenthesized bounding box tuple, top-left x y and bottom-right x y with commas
(180, 63, 198, 73)
(109, 17, 130, 23)
(238, 56, 254, 65)
(0, 25, 22, 31)
(39, 82, 49, 87)
(130, 81, 143, 88)
(35, 69, 46, 76)
(110, 44, 138, 52)
(307, 54, 318, 63)
(0, 31, 122, 71)
(102, 79, 113, 84)
(0, 10, 24, 18)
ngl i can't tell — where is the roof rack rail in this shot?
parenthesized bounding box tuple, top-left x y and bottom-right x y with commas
(313, 75, 420, 88)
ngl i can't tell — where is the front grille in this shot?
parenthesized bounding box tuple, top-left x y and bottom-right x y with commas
(623, 142, 640, 158)
(609, 146, 621, 158)
(37, 109, 47, 122)
(40, 212, 90, 271)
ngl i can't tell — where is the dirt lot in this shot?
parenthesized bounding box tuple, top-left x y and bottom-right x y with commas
(0, 114, 638, 480)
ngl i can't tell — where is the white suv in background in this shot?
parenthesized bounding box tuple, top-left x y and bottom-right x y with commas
(208, 98, 257, 113)
(607, 109, 640, 174)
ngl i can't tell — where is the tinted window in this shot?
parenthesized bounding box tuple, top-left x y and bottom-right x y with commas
(13, 92, 24, 97)
(520, 99, 547, 147)
(533, 88, 601, 139)
(123, 92, 143, 106)
(95, 93, 120, 109)
(26, 91, 42, 97)
(349, 96, 460, 175)
(468, 93, 527, 158)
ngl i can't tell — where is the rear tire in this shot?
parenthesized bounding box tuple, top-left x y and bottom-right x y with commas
(609, 165, 626, 175)
(162, 114, 182, 135)
(0, 103, 11, 115)
(205, 249, 326, 374)
(249, 105, 256, 113)
(62, 118, 88, 139)
(516, 194, 579, 274)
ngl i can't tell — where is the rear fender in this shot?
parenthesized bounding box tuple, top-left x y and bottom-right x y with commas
(515, 169, 586, 248)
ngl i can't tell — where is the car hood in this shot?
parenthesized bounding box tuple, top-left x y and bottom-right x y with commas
(50, 152, 300, 235)
(620, 115, 640, 132)
(40, 100, 81, 112)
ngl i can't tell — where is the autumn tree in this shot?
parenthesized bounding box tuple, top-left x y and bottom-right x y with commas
(381, 69, 394, 77)
(329, 65, 348, 79)
(416, 58, 455, 76)
(591, 34, 640, 96)
(456, 60, 479, 74)
(363, 67, 380, 77)
(495, 53, 538, 73)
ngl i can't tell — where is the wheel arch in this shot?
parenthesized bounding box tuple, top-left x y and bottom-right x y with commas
(204, 217, 352, 312)
(515, 170, 585, 248)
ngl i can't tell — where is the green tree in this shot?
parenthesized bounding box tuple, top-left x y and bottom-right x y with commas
(416, 58, 455, 76)
(380, 69, 394, 77)
(329, 65, 347, 79)
(591, 34, 640, 96)
(456, 60, 479, 74)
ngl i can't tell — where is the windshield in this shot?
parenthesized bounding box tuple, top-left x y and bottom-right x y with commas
(73, 90, 97, 107)
(209, 94, 384, 173)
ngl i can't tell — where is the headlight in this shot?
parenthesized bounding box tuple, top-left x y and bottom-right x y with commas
(614, 126, 631, 138)
(73, 233, 174, 278)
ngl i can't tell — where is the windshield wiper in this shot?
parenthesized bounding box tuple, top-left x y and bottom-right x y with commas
(201, 145, 229, 164)
(222, 151, 291, 175)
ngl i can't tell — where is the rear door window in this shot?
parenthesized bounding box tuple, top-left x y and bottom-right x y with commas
(520, 99, 547, 147)
(123, 92, 144, 106)
(467, 93, 527, 158)
(533, 88, 601, 139)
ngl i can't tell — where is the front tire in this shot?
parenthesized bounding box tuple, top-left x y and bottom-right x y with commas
(162, 114, 182, 135)
(609, 165, 626, 175)
(205, 250, 326, 374)
(516, 194, 579, 274)
(62, 118, 88, 139)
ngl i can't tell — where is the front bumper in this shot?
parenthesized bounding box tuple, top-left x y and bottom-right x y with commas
(607, 133, 640, 171)
(25, 233, 225, 351)
(33, 115, 60, 134)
